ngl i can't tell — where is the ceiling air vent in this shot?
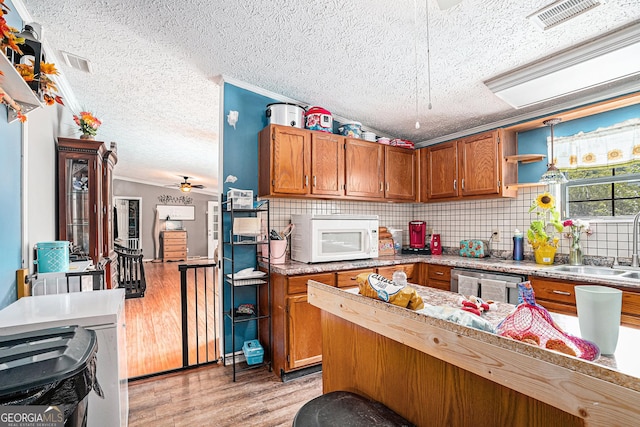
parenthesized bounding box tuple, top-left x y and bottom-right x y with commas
(528, 0, 603, 30)
(59, 50, 93, 73)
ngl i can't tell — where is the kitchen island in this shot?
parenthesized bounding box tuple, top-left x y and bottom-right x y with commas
(307, 280, 640, 427)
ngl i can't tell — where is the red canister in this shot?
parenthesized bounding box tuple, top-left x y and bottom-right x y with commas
(305, 107, 333, 133)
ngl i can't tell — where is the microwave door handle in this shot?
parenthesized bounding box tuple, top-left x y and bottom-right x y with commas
(366, 230, 372, 254)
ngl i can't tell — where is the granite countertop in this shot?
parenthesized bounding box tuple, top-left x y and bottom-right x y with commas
(263, 254, 640, 290)
(308, 280, 640, 393)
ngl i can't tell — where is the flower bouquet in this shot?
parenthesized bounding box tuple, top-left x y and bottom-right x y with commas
(73, 111, 102, 139)
(563, 219, 592, 265)
(528, 192, 563, 265)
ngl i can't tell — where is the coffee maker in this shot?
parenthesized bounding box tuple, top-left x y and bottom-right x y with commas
(409, 221, 426, 248)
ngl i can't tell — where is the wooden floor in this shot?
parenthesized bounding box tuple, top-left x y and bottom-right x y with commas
(125, 260, 219, 378)
(125, 261, 323, 425)
(128, 363, 323, 426)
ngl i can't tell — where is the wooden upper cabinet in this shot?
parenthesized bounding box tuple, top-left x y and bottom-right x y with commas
(311, 132, 344, 196)
(258, 125, 416, 202)
(459, 131, 500, 197)
(427, 140, 458, 199)
(384, 146, 416, 201)
(424, 129, 517, 201)
(259, 125, 310, 196)
(345, 138, 384, 199)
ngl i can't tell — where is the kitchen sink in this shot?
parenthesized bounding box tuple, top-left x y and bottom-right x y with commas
(621, 271, 640, 279)
(550, 265, 627, 276)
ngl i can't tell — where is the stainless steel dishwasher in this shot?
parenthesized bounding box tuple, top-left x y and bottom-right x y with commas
(450, 268, 525, 305)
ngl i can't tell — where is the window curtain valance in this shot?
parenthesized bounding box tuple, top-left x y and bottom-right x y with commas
(552, 118, 640, 170)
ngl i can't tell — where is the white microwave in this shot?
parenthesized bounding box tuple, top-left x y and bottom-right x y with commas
(290, 214, 379, 263)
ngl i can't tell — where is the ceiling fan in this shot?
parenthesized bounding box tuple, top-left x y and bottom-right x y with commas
(169, 176, 205, 193)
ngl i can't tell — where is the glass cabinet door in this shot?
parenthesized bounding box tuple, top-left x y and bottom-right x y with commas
(64, 157, 91, 256)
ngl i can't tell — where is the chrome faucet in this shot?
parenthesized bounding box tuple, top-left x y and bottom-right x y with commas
(632, 211, 640, 267)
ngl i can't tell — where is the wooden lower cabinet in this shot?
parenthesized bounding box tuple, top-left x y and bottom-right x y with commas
(377, 263, 419, 283)
(269, 272, 336, 379)
(529, 276, 640, 327)
(161, 230, 187, 261)
(426, 264, 452, 290)
(336, 268, 376, 289)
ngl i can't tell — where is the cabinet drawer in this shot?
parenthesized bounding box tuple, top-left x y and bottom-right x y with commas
(163, 242, 186, 250)
(164, 250, 186, 258)
(529, 278, 576, 305)
(288, 273, 335, 295)
(163, 231, 186, 239)
(429, 279, 450, 291)
(336, 268, 375, 288)
(428, 264, 451, 282)
(377, 264, 416, 281)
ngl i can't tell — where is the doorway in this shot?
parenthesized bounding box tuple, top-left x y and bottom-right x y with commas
(114, 196, 142, 249)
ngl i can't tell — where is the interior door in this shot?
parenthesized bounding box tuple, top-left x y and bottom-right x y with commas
(207, 201, 219, 260)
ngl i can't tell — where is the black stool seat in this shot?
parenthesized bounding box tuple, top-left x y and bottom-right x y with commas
(293, 391, 415, 427)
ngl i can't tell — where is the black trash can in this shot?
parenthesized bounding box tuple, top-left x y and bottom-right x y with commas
(0, 325, 102, 427)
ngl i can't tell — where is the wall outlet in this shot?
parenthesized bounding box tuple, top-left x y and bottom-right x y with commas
(492, 229, 501, 242)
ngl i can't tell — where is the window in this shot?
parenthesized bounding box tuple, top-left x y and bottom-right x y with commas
(555, 118, 640, 218)
(564, 164, 640, 217)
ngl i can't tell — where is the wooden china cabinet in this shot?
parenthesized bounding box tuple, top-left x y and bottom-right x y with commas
(56, 137, 118, 288)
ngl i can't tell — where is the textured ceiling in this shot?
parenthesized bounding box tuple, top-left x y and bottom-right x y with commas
(17, 0, 640, 193)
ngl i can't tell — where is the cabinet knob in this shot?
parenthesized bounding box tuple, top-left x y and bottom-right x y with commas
(552, 290, 572, 296)
(453, 180, 457, 190)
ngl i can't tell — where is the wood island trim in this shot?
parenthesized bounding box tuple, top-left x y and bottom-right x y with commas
(307, 280, 640, 427)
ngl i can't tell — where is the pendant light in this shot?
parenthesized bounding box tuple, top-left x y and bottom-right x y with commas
(413, 0, 433, 130)
(539, 118, 568, 184)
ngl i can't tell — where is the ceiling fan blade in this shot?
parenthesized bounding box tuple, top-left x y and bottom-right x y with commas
(436, 0, 462, 10)
(192, 185, 205, 189)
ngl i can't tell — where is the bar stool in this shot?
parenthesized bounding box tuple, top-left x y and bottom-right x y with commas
(293, 391, 414, 427)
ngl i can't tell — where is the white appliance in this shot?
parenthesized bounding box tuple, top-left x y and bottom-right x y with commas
(450, 268, 525, 305)
(0, 290, 128, 427)
(290, 214, 379, 263)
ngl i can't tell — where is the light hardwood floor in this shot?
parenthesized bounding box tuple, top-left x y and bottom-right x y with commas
(125, 260, 219, 378)
(128, 363, 323, 426)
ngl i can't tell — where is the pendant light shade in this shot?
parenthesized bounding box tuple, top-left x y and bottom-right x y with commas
(539, 118, 568, 184)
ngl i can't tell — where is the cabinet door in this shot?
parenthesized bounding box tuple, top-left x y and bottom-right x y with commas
(427, 141, 458, 199)
(57, 138, 105, 263)
(311, 132, 344, 196)
(262, 125, 310, 195)
(287, 294, 323, 369)
(385, 146, 416, 201)
(345, 139, 384, 199)
(459, 131, 500, 197)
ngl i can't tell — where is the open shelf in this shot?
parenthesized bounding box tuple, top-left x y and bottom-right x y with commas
(505, 154, 546, 164)
(0, 55, 42, 122)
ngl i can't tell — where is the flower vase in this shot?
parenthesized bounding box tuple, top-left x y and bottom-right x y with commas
(569, 244, 583, 265)
(79, 134, 95, 140)
(534, 244, 557, 265)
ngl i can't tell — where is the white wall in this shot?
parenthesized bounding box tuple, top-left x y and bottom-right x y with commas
(24, 104, 74, 271)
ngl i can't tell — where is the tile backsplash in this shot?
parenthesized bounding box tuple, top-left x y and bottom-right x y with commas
(266, 187, 636, 262)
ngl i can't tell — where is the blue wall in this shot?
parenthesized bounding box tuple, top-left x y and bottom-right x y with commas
(518, 103, 640, 183)
(0, 0, 23, 309)
(0, 108, 23, 309)
(222, 83, 278, 353)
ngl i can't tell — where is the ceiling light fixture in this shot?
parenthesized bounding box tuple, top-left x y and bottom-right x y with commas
(484, 21, 640, 109)
(413, 0, 434, 131)
(539, 118, 568, 185)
